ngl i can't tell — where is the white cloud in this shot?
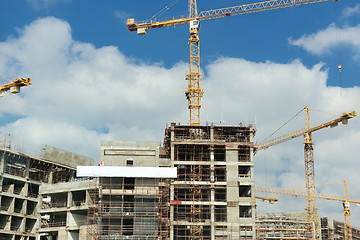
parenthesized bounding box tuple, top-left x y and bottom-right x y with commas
(289, 24, 360, 58)
(201, 56, 360, 226)
(27, 0, 71, 9)
(341, 4, 360, 19)
(0, 17, 187, 158)
(0, 17, 359, 227)
(114, 10, 132, 23)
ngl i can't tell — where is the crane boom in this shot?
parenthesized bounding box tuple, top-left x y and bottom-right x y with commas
(0, 78, 32, 95)
(256, 109, 357, 151)
(127, 0, 337, 32)
(256, 195, 279, 203)
(255, 185, 360, 204)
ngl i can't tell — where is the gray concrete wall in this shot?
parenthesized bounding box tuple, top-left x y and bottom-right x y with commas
(42, 145, 93, 168)
(40, 179, 97, 194)
(100, 141, 161, 167)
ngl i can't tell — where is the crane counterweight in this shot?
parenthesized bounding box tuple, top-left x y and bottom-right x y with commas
(0, 78, 32, 97)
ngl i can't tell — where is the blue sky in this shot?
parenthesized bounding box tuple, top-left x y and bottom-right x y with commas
(0, 0, 360, 226)
(1, 0, 359, 86)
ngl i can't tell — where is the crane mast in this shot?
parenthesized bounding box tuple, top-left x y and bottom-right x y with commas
(304, 107, 319, 239)
(343, 180, 352, 240)
(304, 142, 318, 238)
(127, 0, 339, 125)
(187, 0, 203, 125)
(188, 1, 203, 237)
(189, 0, 198, 18)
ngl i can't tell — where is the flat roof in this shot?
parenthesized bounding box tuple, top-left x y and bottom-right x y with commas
(77, 166, 177, 178)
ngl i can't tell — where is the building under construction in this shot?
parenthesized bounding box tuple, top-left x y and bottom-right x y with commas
(321, 217, 360, 240)
(162, 123, 256, 239)
(79, 121, 256, 239)
(0, 133, 93, 240)
(1, 123, 359, 240)
(255, 213, 360, 240)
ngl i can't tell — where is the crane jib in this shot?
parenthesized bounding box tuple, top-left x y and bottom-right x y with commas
(127, 0, 336, 32)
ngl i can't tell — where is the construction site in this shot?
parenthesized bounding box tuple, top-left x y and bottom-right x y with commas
(1, 0, 360, 240)
(1, 119, 360, 239)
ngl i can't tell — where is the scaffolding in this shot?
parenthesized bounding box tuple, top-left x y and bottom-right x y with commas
(163, 123, 254, 142)
(321, 217, 360, 240)
(256, 213, 313, 240)
(163, 123, 256, 240)
(258, 215, 360, 240)
(87, 177, 171, 240)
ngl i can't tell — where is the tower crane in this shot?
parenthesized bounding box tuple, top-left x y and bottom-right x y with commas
(255, 107, 356, 239)
(127, 0, 340, 125)
(0, 78, 32, 97)
(255, 180, 358, 240)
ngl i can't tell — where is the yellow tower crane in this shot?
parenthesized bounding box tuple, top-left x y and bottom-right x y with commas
(255, 107, 356, 239)
(127, 0, 340, 125)
(255, 180, 358, 240)
(0, 78, 32, 97)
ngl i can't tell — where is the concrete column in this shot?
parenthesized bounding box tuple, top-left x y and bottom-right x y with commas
(0, 150, 5, 174)
(248, 128, 257, 239)
(19, 216, 25, 234)
(210, 147, 215, 240)
(67, 190, 72, 228)
(210, 125, 214, 142)
(47, 170, 54, 184)
(170, 135, 175, 238)
(170, 186, 175, 240)
(170, 124, 175, 142)
(225, 145, 239, 224)
(79, 225, 88, 240)
(58, 229, 68, 240)
(68, 190, 72, 208)
(170, 125, 175, 240)
(170, 126, 175, 168)
(25, 156, 30, 178)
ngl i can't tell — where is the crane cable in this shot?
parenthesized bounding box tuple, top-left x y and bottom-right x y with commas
(260, 106, 343, 145)
(150, 0, 181, 21)
(0, 73, 10, 84)
(310, 107, 338, 119)
(334, 2, 343, 87)
(260, 107, 306, 144)
(336, 27, 343, 87)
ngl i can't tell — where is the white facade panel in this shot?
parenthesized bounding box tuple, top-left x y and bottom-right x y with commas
(77, 166, 177, 178)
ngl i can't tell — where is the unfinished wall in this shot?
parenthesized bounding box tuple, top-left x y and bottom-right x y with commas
(42, 145, 93, 168)
(321, 217, 360, 240)
(100, 141, 165, 167)
(39, 179, 97, 240)
(0, 147, 78, 240)
(256, 213, 312, 239)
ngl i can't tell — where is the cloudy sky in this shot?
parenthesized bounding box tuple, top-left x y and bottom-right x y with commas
(0, 0, 359, 226)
